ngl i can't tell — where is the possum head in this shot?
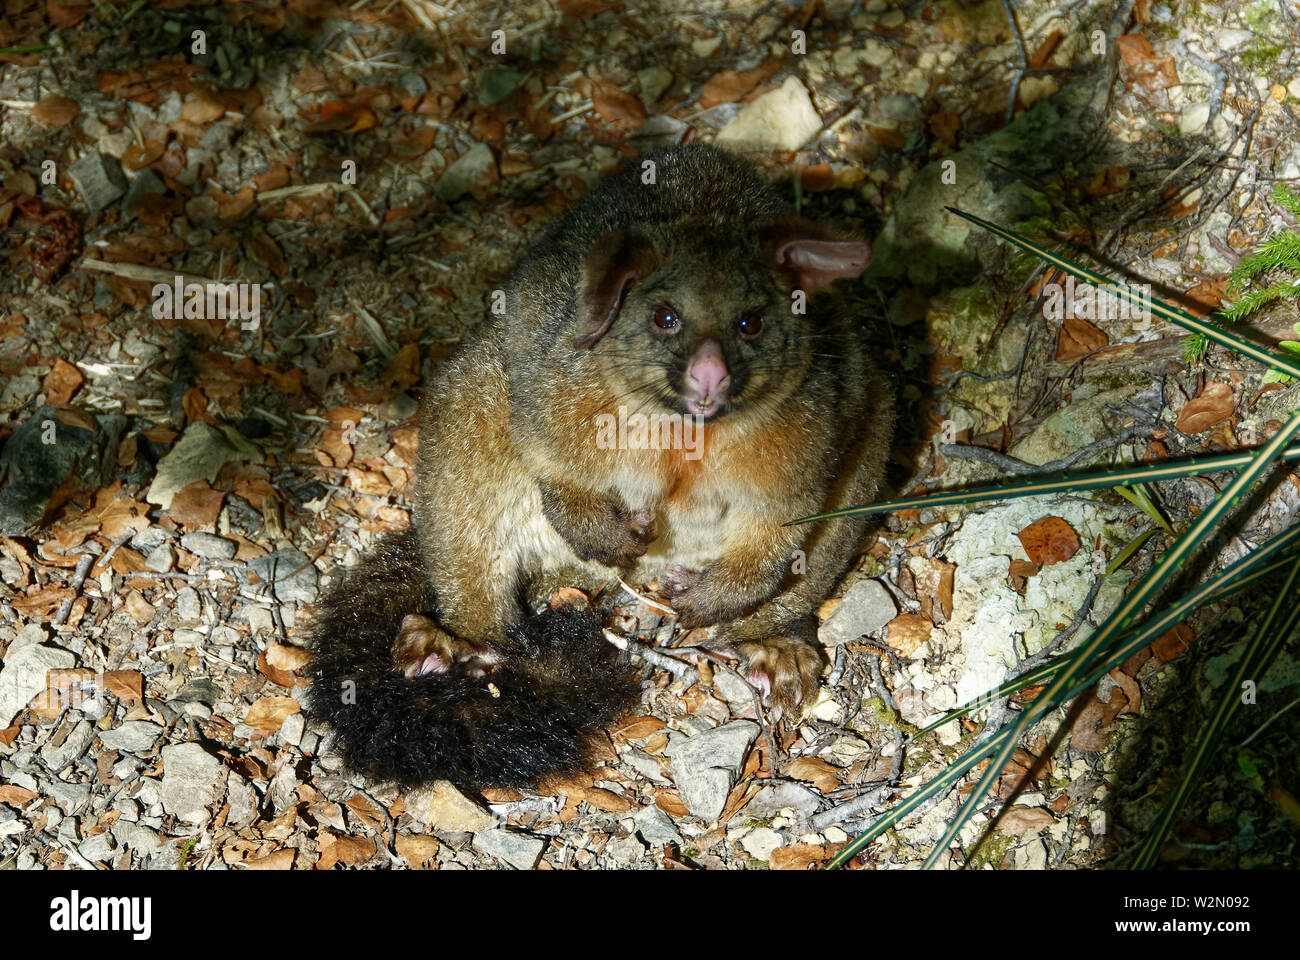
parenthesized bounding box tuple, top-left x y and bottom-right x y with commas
(573, 219, 871, 421)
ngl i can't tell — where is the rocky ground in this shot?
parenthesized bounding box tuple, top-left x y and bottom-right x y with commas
(1, 0, 1298, 870)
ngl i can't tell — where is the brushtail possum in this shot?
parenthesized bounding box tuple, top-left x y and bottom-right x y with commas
(306, 143, 894, 792)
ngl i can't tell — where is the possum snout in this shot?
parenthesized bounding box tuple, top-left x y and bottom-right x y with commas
(683, 339, 731, 417)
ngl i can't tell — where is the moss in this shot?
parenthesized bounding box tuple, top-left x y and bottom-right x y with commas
(1244, 0, 1276, 31)
(861, 696, 921, 737)
(968, 831, 1015, 869)
(176, 836, 198, 869)
(1240, 44, 1284, 68)
(857, 556, 885, 577)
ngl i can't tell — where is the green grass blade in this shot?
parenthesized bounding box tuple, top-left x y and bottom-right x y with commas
(787, 445, 1300, 526)
(913, 660, 1059, 737)
(1113, 483, 1176, 537)
(918, 408, 1300, 868)
(1128, 553, 1300, 867)
(1105, 529, 1155, 576)
(944, 207, 1300, 379)
(827, 523, 1300, 869)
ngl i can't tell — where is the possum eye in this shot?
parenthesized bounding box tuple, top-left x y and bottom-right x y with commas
(651, 306, 679, 331)
(737, 312, 764, 339)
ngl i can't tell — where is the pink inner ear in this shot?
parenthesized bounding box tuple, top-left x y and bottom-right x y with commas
(573, 230, 656, 348)
(573, 269, 637, 348)
(777, 239, 872, 290)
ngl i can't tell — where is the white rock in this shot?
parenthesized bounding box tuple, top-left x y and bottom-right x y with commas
(97, 721, 163, 753)
(0, 625, 74, 727)
(436, 143, 494, 202)
(819, 578, 897, 646)
(473, 828, 545, 869)
(633, 804, 682, 846)
(637, 66, 673, 109)
(281, 712, 305, 746)
(1217, 29, 1254, 51)
(746, 781, 821, 819)
(40, 719, 95, 772)
(665, 720, 760, 822)
(246, 605, 274, 634)
(159, 742, 223, 824)
(406, 780, 495, 832)
(606, 834, 646, 865)
(862, 38, 893, 68)
(740, 826, 784, 861)
(715, 76, 822, 152)
(1180, 102, 1210, 135)
(145, 542, 175, 572)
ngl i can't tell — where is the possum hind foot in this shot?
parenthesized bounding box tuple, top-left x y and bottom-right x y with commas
(393, 613, 502, 678)
(735, 634, 826, 719)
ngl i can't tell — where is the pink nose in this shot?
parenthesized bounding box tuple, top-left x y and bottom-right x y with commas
(687, 340, 730, 401)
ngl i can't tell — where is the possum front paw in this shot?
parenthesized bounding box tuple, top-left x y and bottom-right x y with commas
(392, 614, 502, 678)
(560, 504, 652, 568)
(663, 564, 716, 627)
(733, 634, 826, 720)
(664, 563, 771, 628)
(540, 480, 654, 569)
(603, 506, 655, 567)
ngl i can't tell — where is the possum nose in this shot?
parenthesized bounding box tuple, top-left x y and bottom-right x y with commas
(686, 340, 730, 401)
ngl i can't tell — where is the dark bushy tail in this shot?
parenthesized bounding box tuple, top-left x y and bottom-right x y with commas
(304, 529, 641, 792)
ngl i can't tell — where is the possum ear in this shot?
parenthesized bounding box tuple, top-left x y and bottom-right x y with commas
(765, 219, 872, 291)
(575, 229, 658, 348)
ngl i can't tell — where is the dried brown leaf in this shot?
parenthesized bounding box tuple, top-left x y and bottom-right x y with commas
(1055, 316, 1108, 361)
(1176, 381, 1234, 434)
(787, 756, 841, 794)
(610, 715, 667, 740)
(1151, 623, 1194, 663)
(885, 613, 932, 656)
(589, 80, 645, 132)
(996, 805, 1055, 838)
(1017, 516, 1080, 566)
(394, 834, 440, 868)
(32, 95, 80, 126)
(102, 670, 143, 700)
(769, 843, 832, 870)
(244, 696, 300, 734)
(167, 480, 226, 530)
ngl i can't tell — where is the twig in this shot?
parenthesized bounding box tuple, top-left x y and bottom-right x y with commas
(1000, 0, 1028, 125)
(1176, 41, 1225, 135)
(617, 578, 675, 615)
(804, 785, 892, 834)
(827, 645, 847, 687)
(1019, 576, 1105, 673)
(938, 425, 1143, 477)
(1239, 695, 1300, 747)
(54, 551, 96, 626)
(602, 629, 698, 683)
